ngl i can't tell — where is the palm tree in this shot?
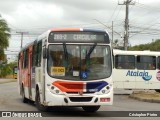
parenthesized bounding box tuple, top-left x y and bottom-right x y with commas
(0, 15, 10, 48)
(0, 15, 10, 61)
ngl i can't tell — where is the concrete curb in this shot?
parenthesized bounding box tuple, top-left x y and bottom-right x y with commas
(114, 93, 130, 95)
(129, 92, 160, 103)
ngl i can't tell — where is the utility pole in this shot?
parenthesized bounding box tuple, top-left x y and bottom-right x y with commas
(16, 32, 28, 49)
(118, 0, 135, 50)
(94, 19, 122, 45)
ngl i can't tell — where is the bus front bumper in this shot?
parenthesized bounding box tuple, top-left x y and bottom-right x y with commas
(44, 90, 113, 106)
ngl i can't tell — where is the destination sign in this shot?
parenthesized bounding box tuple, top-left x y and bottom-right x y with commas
(48, 32, 109, 43)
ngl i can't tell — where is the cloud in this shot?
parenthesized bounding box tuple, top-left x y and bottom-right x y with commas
(32, 0, 116, 10)
(0, 0, 22, 14)
(1, 0, 160, 50)
(2, 1, 64, 29)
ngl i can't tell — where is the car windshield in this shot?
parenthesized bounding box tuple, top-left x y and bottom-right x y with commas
(47, 44, 112, 80)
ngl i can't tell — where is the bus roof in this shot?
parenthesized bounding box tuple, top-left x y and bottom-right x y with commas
(113, 49, 160, 56)
(19, 28, 109, 53)
(51, 28, 107, 33)
(38, 28, 108, 43)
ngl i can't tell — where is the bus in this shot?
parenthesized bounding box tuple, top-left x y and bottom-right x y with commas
(113, 49, 160, 92)
(18, 28, 113, 112)
(13, 66, 17, 79)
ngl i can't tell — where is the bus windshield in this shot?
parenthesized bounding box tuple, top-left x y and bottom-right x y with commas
(47, 44, 112, 80)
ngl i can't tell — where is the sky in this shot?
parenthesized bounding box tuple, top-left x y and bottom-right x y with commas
(1, 0, 160, 61)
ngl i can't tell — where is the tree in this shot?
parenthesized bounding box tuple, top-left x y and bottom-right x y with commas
(129, 39, 160, 51)
(112, 39, 124, 49)
(0, 49, 6, 60)
(0, 61, 17, 78)
(0, 15, 10, 61)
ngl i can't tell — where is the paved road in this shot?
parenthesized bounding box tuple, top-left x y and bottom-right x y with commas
(0, 81, 160, 120)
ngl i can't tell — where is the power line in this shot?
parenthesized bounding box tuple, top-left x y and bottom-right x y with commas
(136, 1, 160, 12)
(129, 4, 159, 25)
(130, 24, 160, 32)
(113, 5, 123, 21)
(108, 5, 118, 22)
(94, 19, 122, 36)
(129, 19, 160, 38)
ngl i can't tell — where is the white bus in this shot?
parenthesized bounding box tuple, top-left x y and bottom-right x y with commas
(113, 49, 160, 92)
(18, 28, 113, 112)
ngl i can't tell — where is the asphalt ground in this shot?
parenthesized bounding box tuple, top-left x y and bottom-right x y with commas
(0, 78, 17, 84)
(0, 78, 160, 103)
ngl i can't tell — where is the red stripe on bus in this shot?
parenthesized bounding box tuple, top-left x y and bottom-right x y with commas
(52, 81, 83, 92)
(51, 28, 80, 32)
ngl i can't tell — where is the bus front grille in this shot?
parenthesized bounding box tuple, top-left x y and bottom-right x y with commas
(69, 97, 93, 102)
(66, 92, 95, 94)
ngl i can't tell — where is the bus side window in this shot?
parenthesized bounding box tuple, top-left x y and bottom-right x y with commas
(157, 56, 160, 69)
(24, 49, 29, 68)
(22, 49, 29, 69)
(19, 53, 23, 69)
(22, 51, 25, 68)
(115, 55, 135, 69)
(37, 41, 42, 67)
(115, 55, 121, 69)
(136, 56, 142, 69)
(32, 41, 42, 67)
(32, 44, 37, 67)
(137, 56, 156, 70)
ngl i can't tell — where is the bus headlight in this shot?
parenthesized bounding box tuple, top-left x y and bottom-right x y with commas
(98, 85, 111, 95)
(51, 86, 55, 90)
(102, 90, 106, 94)
(49, 85, 64, 95)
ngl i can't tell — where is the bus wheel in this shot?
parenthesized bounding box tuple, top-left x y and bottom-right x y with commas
(35, 89, 48, 111)
(82, 106, 100, 112)
(21, 85, 28, 103)
(155, 89, 160, 93)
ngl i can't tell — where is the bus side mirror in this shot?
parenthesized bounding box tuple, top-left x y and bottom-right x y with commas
(43, 48, 47, 59)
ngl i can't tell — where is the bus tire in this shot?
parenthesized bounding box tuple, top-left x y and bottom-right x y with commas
(21, 85, 28, 103)
(35, 89, 48, 111)
(155, 89, 160, 93)
(82, 106, 100, 112)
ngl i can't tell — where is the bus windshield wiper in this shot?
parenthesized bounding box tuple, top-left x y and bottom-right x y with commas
(63, 43, 68, 66)
(85, 43, 97, 62)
